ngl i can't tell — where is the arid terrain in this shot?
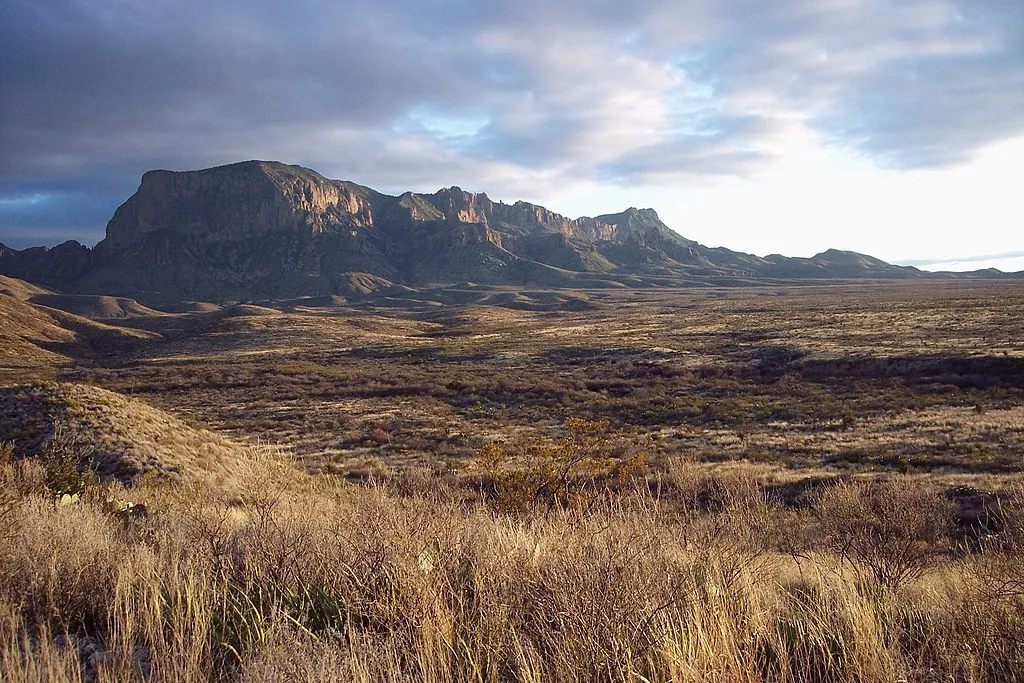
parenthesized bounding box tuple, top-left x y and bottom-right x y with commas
(2, 279, 1023, 681)
(6, 279, 1022, 479)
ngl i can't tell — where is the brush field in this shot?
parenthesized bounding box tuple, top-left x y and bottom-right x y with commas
(1, 280, 1023, 681)
(35, 281, 1024, 479)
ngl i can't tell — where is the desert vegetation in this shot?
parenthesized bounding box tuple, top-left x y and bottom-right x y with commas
(1, 434, 1023, 682)
(2, 281, 1023, 681)
(12, 282, 1014, 480)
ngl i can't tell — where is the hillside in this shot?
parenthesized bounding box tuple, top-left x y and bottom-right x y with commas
(0, 274, 52, 300)
(0, 283, 161, 372)
(27, 293, 166, 320)
(5, 160, 1001, 302)
(0, 382, 250, 483)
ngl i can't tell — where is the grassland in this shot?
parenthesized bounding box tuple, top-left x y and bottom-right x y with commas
(40, 281, 1024, 479)
(1, 280, 1023, 681)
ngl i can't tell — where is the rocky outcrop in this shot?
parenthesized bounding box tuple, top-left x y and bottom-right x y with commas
(102, 162, 376, 247)
(71, 162, 400, 299)
(0, 160, 958, 301)
(0, 240, 94, 287)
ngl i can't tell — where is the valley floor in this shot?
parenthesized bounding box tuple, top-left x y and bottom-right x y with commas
(19, 280, 1022, 481)
(1, 280, 1023, 681)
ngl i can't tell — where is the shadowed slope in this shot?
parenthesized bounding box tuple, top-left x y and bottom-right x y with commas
(28, 294, 165, 320)
(0, 289, 161, 373)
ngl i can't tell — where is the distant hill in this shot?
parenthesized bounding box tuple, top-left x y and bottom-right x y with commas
(0, 279, 161, 370)
(27, 293, 165, 320)
(1, 160, 1017, 301)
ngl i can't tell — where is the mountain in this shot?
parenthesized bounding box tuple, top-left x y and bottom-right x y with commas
(0, 160, 1010, 301)
(0, 240, 94, 287)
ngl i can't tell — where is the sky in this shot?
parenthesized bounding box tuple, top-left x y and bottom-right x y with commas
(1, 0, 1022, 271)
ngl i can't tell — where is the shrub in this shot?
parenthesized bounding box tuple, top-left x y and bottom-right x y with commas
(37, 422, 100, 497)
(0, 443, 16, 544)
(812, 477, 954, 589)
(472, 418, 647, 513)
(972, 480, 1024, 602)
(664, 457, 786, 588)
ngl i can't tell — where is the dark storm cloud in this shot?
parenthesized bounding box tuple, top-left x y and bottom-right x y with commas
(0, 191, 114, 248)
(2, 0, 1021, 246)
(1, 1, 490, 174)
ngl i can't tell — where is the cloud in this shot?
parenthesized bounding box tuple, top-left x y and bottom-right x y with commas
(650, 0, 1024, 169)
(898, 250, 1024, 267)
(0, 191, 114, 248)
(1, 0, 1021, 246)
(597, 114, 784, 183)
(820, 47, 1024, 168)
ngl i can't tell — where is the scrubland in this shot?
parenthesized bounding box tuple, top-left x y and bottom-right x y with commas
(2, 439, 1023, 682)
(2, 281, 1024, 681)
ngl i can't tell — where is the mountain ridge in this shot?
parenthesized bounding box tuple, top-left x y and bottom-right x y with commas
(1, 160, 1018, 301)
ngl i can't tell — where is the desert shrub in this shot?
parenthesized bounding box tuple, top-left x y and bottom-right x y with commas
(812, 477, 954, 589)
(0, 443, 17, 544)
(472, 418, 647, 513)
(1, 496, 121, 634)
(664, 456, 787, 588)
(970, 480, 1024, 604)
(664, 454, 758, 512)
(37, 422, 100, 497)
(5, 465, 1024, 682)
(989, 480, 1024, 554)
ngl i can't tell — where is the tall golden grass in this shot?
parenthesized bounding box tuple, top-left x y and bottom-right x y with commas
(1, 442, 1022, 682)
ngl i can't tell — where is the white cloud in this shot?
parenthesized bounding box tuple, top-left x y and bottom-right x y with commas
(1, 0, 1021, 263)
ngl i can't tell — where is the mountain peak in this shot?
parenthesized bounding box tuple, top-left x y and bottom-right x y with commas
(0, 160, 963, 300)
(623, 207, 660, 219)
(593, 206, 694, 249)
(596, 207, 663, 226)
(811, 249, 889, 267)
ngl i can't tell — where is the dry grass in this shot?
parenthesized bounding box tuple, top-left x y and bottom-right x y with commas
(0, 291, 159, 378)
(2, 282, 1023, 680)
(1, 444, 1022, 682)
(22, 281, 1017, 478)
(0, 383, 252, 486)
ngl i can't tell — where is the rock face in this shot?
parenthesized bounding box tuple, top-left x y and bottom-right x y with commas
(0, 240, 94, 287)
(0, 160, 941, 300)
(102, 163, 375, 245)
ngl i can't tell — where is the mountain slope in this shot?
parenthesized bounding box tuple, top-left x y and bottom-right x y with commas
(2, 160, 1008, 300)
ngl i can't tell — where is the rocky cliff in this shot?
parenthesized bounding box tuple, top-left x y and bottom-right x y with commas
(0, 240, 94, 287)
(0, 160, 952, 301)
